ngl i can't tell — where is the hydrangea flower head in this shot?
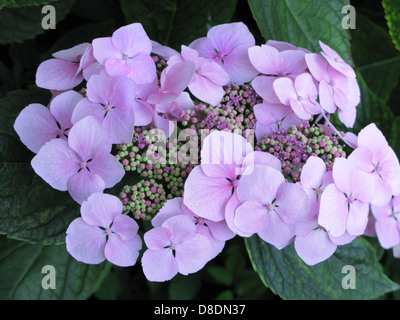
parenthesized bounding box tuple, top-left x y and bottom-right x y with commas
(66, 193, 142, 266)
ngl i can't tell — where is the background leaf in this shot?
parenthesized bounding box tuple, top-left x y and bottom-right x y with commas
(0, 236, 111, 299)
(0, 0, 75, 45)
(247, 0, 351, 63)
(119, 0, 238, 49)
(0, 0, 58, 9)
(245, 235, 400, 300)
(382, 0, 400, 52)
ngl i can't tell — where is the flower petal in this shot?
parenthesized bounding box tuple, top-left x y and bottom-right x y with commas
(67, 170, 106, 204)
(36, 59, 82, 90)
(80, 192, 122, 227)
(105, 233, 141, 266)
(141, 248, 178, 282)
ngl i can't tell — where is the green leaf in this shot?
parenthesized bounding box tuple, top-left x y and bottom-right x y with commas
(119, 0, 238, 49)
(0, 0, 58, 9)
(351, 13, 400, 104)
(245, 235, 399, 300)
(0, 88, 80, 245)
(248, 0, 352, 63)
(0, 236, 111, 300)
(0, 0, 75, 44)
(383, 0, 400, 52)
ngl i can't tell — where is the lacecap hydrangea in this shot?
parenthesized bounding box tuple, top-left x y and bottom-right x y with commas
(14, 22, 400, 281)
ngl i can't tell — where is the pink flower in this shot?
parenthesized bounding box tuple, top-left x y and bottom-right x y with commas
(151, 197, 235, 259)
(371, 196, 400, 249)
(183, 131, 280, 223)
(233, 164, 310, 249)
(249, 44, 307, 104)
(141, 215, 213, 282)
(348, 123, 400, 206)
(36, 43, 92, 90)
(66, 193, 142, 266)
(273, 73, 322, 120)
(71, 71, 136, 144)
(305, 52, 359, 127)
(319, 158, 375, 237)
(168, 45, 230, 106)
(146, 61, 195, 105)
(14, 90, 82, 153)
(92, 23, 156, 84)
(319, 41, 356, 78)
(31, 116, 125, 204)
(253, 101, 302, 140)
(189, 22, 258, 85)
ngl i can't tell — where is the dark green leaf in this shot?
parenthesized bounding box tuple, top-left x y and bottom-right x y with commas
(383, 0, 400, 52)
(245, 235, 399, 300)
(119, 0, 238, 49)
(0, 88, 80, 245)
(0, 0, 58, 9)
(0, 236, 111, 300)
(0, 0, 75, 44)
(248, 0, 351, 63)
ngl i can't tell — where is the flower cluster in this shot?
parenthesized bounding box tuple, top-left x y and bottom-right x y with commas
(14, 21, 400, 281)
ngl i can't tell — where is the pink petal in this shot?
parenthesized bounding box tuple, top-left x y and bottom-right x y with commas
(67, 170, 106, 204)
(36, 59, 82, 90)
(80, 192, 122, 227)
(248, 45, 281, 75)
(294, 228, 337, 265)
(224, 191, 252, 237)
(52, 43, 91, 62)
(66, 217, 106, 264)
(188, 73, 225, 106)
(251, 75, 281, 104)
(207, 22, 255, 54)
(318, 184, 348, 237)
(71, 99, 106, 125)
(105, 58, 131, 77)
(132, 100, 153, 126)
(275, 182, 311, 224)
(162, 215, 196, 244)
(257, 210, 295, 250)
(31, 139, 79, 190)
(347, 200, 370, 236)
(86, 73, 113, 105)
(144, 227, 172, 250)
(102, 106, 135, 144)
(305, 53, 329, 82)
(111, 23, 152, 57)
(183, 166, 233, 222)
(126, 54, 157, 84)
(151, 40, 179, 59)
(273, 77, 297, 105)
(375, 217, 400, 249)
(319, 41, 356, 78)
(176, 233, 213, 275)
(50, 90, 82, 130)
(300, 156, 326, 189)
(280, 50, 307, 75)
(109, 75, 137, 108)
(68, 116, 111, 161)
(242, 150, 282, 173)
(200, 130, 252, 178)
(105, 233, 141, 266)
(220, 46, 258, 85)
(380, 147, 400, 196)
(92, 37, 121, 65)
(337, 105, 356, 128)
(151, 197, 186, 227)
(294, 73, 317, 100)
(371, 176, 393, 207)
(14, 103, 59, 153)
(199, 59, 230, 86)
(357, 123, 389, 160)
(87, 153, 124, 188)
(289, 99, 313, 120)
(233, 200, 269, 234)
(207, 219, 236, 241)
(237, 165, 284, 205)
(141, 248, 178, 282)
(318, 80, 337, 113)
